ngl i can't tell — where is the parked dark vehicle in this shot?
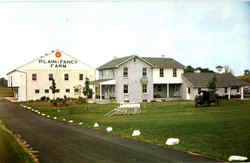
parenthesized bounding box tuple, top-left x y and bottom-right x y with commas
(195, 90, 219, 107)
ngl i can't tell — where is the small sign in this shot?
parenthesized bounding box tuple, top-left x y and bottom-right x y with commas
(55, 52, 62, 58)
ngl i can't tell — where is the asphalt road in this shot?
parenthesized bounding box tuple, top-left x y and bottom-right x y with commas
(0, 99, 216, 163)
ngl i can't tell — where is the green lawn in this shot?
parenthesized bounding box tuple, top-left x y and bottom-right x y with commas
(24, 100, 250, 161)
(0, 122, 36, 163)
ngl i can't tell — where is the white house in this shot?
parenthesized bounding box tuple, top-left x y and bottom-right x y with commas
(7, 50, 95, 101)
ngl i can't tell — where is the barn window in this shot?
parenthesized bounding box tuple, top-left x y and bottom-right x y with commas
(79, 74, 83, 81)
(45, 89, 49, 94)
(66, 89, 70, 93)
(35, 89, 39, 94)
(64, 74, 69, 81)
(188, 87, 191, 94)
(49, 74, 53, 80)
(225, 87, 227, 93)
(32, 74, 37, 81)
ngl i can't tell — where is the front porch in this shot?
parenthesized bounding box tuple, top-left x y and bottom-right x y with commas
(153, 84, 182, 100)
(91, 79, 116, 101)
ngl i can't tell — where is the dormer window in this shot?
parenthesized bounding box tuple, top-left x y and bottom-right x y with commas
(133, 58, 136, 62)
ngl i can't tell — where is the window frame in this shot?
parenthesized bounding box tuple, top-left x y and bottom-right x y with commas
(79, 74, 83, 81)
(123, 84, 128, 94)
(142, 84, 147, 93)
(123, 67, 128, 77)
(160, 68, 164, 77)
(173, 68, 177, 77)
(32, 73, 37, 81)
(35, 89, 39, 94)
(49, 73, 53, 81)
(64, 74, 69, 81)
(142, 67, 147, 77)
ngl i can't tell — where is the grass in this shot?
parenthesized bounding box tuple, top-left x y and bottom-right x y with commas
(24, 100, 250, 161)
(0, 88, 13, 97)
(0, 121, 38, 163)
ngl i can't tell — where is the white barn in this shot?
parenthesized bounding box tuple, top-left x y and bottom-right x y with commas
(7, 50, 95, 102)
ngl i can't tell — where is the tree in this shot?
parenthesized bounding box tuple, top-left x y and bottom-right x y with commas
(208, 75, 217, 91)
(49, 78, 57, 100)
(185, 65, 195, 73)
(0, 78, 8, 87)
(224, 65, 234, 75)
(244, 69, 250, 76)
(83, 77, 93, 101)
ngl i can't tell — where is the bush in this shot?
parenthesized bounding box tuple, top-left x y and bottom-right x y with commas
(161, 99, 166, 102)
(77, 96, 86, 104)
(40, 96, 46, 101)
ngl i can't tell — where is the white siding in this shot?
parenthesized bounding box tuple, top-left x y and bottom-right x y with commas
(153, 68, 184, 84)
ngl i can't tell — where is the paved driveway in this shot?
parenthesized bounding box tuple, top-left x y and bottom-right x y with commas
(0, 99, 215, 163)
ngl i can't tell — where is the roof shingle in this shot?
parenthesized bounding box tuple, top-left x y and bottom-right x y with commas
(183, 73, 249, 88)
(97, 55, 185, 70)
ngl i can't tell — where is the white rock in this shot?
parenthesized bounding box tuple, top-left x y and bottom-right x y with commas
(62, 118, 66, 121)
(53, 117, 57, 120)
(132, 130, 141, 136)
(41, 113, 45, 116)
(46, 115, 50, 118)
(165, 138, 180, 145)
(37, 112, 40, 114)
(106, 127, 113, 132)
(228, 155, 248, 162)
(27, 107, 31, 110)
(79, 122, 83, 125)
(94, 122, 99, 128)
(68, 120, 73, 123)
(57, 110, 61, 112)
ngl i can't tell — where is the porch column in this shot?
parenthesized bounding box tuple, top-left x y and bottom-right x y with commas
(241, 86, 244, 100)
(100, 84, 102, 101)
(228, 87, 231, 100)
(167, 84, 170, 98)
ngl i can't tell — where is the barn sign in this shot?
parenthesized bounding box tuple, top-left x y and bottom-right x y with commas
(38, 59, 78, 68)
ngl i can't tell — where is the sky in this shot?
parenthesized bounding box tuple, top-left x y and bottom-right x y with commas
(0, 0, 249, 77)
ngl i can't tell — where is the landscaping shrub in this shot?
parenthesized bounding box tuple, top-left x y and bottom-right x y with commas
(40, 96, 47, 101)
(77, 96, 86, 104)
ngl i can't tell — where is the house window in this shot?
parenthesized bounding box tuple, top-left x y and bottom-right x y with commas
(55, 89, 60, 93)
(160, 68, 164, 77)
(32, 74, 37, 81)
(45, 89, 49, 94)
(237, 88, 240, 93)
(35, 89, 39, 94)
(173, 68, 177, 77)
(123, 67, 128, 77)
(142, 68, 147, 76)
(142, 84, 147, 93)
(123, 84, 128, 93)
(79, 74, 83, 81)
(133, 58, 136, 62)
(225, 87, 227, 93)
(66, 89, 70, 93)
(64, 74, 69, 81)
(188, 87, 191, 94)
(74, 89, 79, 93)
(49, 74, 53, 80)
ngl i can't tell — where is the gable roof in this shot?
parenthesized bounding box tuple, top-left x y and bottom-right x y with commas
(97, 55, 185, 70)
(183, 73, 249, 88)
